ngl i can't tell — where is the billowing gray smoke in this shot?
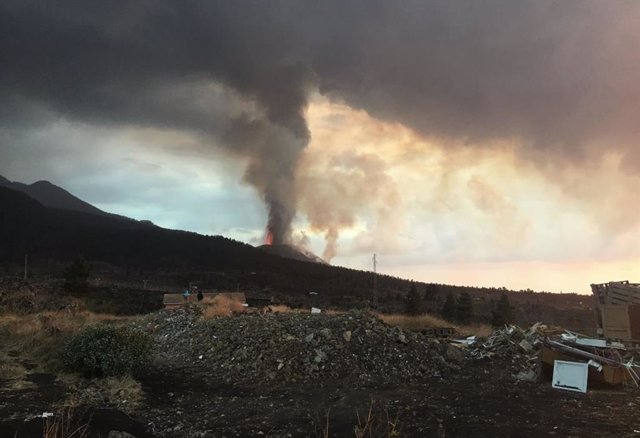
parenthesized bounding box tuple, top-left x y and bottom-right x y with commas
(1, 1, 639, 246)
(0, 1, 315, 245)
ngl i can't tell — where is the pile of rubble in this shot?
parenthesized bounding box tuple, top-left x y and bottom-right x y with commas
(136, 307, 453, 385)
(459, 322, 640, 388)
(462, 323, 561, 381)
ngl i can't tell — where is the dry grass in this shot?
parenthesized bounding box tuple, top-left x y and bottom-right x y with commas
(456, 323, 493, 338)
(0, 310, 132, 336)
(354, 401, 400, 438)
(202, 294, 247, 318)
(0, 360, 27, 380)
(0, 311, 139, 373)
(378, 313, 451, 331)
(378, 313, 492, 337)
(0, 357, 31, 390)
(0, 310, 145, 417)
(43, 406, 90, 438)
(265, 304, 295, 313)
(313, 401, 400, 438)
(58, 374, 144, 412)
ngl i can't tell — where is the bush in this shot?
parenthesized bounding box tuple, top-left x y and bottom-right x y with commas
(62, 325, 152, 377)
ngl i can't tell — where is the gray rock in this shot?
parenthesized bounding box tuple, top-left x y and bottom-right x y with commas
(314, 349, 327, 363)
(444, 344, 466, 363)
(107, 432, 137, 438)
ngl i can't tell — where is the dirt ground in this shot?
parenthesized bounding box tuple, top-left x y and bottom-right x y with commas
(3, 356, 640, 437)
(133, 358, 640, 438)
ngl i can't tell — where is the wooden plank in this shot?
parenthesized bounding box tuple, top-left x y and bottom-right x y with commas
(609, 284, 640, 299)
(601, 305, 631, 340)
(628, 304, 640, 340)
(608, 290, 640, 305)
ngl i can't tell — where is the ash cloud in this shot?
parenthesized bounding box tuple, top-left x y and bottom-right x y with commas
(0, 1, 313, 244)
(1, 0, 639, 246)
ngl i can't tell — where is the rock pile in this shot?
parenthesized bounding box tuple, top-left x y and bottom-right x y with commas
(137, 307, 450, 385)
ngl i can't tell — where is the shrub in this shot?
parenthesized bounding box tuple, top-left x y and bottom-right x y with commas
(62, 325, 152, 377)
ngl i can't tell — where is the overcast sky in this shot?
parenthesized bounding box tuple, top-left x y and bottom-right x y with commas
(1, 1, 639, 293)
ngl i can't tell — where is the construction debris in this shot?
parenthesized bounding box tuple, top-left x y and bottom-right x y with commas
(465, 321, 640, 389)
(591, 280, 640, 340)
(466, 323, 553, 380)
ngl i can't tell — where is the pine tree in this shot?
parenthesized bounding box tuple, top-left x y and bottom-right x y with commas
(424, 283, 438, 301)
(455, 292, 474, 324)
(405, 283, 423, 315)
(491, 293, 515, 326)
(64, 256, 92, 292)
(441, 291, 457, 321)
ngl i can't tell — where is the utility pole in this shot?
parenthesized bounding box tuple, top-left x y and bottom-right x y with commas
(372, 253, 378, 308)
(23, 254, 28, 281)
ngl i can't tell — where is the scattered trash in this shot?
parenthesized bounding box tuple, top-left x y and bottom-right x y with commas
(311, 307, 321, 314)
(587, 359, 603, 372)
(552, 360, 588, 393)
(452, 336, 476, 346)
(515, 369, 537, 382)
(41, 412, 54, 418)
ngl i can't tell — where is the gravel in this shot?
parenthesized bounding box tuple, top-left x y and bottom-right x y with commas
(136, 307, 450, 385)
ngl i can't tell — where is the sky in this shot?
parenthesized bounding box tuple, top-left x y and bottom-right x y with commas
(1, 1, 639, 293)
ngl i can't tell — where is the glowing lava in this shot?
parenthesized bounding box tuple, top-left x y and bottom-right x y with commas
(265, 230, 274, 245)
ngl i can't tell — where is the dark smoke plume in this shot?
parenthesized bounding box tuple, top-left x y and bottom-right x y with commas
(1, 0, 639, 246)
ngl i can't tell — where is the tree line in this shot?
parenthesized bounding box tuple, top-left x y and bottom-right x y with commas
(405, 283, 514, 326)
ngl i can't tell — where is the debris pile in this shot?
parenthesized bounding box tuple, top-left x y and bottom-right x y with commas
(136, 307, 451, 385)
(543, 333, 639, 387)
(463, 322, 640, 388)
(464, 323, 557, 380)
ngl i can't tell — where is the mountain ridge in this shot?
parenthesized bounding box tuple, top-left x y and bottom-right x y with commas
(0, 175, 108, 217)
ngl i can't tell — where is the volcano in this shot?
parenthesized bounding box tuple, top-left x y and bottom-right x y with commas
(258, 244, 327, 265)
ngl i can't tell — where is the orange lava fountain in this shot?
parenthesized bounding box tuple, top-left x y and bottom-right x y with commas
(265, 230, 274, 245)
